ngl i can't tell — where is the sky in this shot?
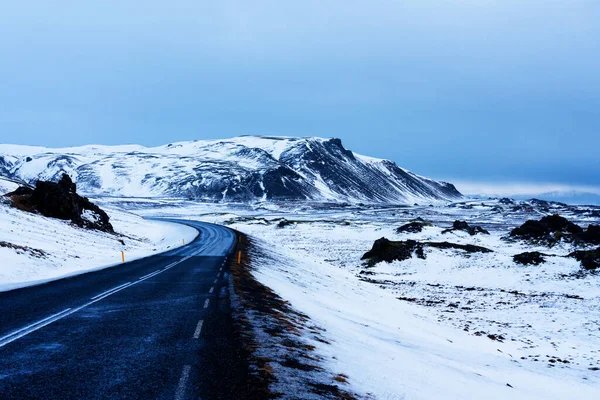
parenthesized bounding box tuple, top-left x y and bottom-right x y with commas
(0, 0, 599, 197)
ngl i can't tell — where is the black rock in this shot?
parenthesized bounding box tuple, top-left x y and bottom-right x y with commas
(513, 252, 546, 265)
(396, 220, 428, 233)
(568, 248, 600, 271)
(361, 238, 425, 266)
(425, 241, 493, 253)
(5, 186, 34, 196)
(443, 220, 490, 236)
(9, 174, 113, 232)
(580, 225, 600, 245)
(509, 214, 583, 245)
(361, 238, 492, 266)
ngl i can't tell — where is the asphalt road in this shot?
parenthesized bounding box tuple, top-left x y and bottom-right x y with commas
(0, 220, 241, 400)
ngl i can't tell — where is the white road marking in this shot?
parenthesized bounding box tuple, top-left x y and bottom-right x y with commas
(0, 308, 72, 344)
(213, 278, 218, 284)
(175, 365, 191, 400)
(193, 320, 204, 339)
(91, 282, 133, 300)
(204, 299, 210, 309)
(209, 287, 214, 294)
(0, 253, 196, 348)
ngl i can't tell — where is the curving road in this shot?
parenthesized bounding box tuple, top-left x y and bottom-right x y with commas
(0, 220, 241, 400)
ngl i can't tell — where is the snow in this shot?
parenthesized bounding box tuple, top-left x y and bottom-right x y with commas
(127, 198, 600, 399)
(0, 177, 18, 194)
(0, 201, 198, 292)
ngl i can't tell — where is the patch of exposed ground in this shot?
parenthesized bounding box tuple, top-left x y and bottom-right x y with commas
(230, 232, 357, 399)
(0, 241, 47, 258)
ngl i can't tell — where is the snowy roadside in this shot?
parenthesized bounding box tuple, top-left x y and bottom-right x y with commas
(232, 224, 600, 400)
(0, 199, 197, 292)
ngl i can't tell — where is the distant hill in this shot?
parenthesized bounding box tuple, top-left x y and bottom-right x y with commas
(0, 136, 462, 204)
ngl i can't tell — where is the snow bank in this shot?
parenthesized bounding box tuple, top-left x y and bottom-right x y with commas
(242, 237, 599, 400)
(0, 201, 197, 292)
(0, 177, 19, 194)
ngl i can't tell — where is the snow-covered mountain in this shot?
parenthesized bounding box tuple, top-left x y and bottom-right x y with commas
(0, 136, 462, 204)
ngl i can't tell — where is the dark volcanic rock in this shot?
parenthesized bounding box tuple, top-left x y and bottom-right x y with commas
(7, 174, 114, 232)
(443, 220, 489, 236)
(361, 238, 425, 266)
(513, 252, 546, 266)
(396, 219, 429, 234)
(569, 248, 600, 271)
(426, 241, 493, 253)
(362, 238, 491, 266)
(5, 186, 34, 196)
(580, 225, 600, 245)
(510, 214, 583, 245)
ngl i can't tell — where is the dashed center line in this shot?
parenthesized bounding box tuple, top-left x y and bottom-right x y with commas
(175, 365, 191, 400)
(209, 287, 214, 294)
(193, 320, 204, 339)
(203, 299, 210, 309)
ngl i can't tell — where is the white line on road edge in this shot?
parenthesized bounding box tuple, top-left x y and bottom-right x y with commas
(175, 365, 191, 400)
(0, 255, 196, 349)
(209, 287, 214, 294)
(204, 299, 210, 309)
(193, 320, 204, 339)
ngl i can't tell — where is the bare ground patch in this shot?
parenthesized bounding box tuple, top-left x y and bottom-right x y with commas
(230, 232, 358, 399)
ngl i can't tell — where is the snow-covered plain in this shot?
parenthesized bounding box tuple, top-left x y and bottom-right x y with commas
(0, 198, 197, 292)
(125, 198, 600, 399)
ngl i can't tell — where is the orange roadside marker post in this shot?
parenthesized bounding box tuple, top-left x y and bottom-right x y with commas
(121, 251, 125, 262)
(237, 251, 241, 264)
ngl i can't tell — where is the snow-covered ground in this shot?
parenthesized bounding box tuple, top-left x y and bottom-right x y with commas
(125, 198, 600, 399)
(0, 198, 197, 292)
(0, 177, 18, 194)
(3, 192, 599, 398)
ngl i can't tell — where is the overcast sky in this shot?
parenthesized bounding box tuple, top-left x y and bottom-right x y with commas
(1, 1, 598, 193)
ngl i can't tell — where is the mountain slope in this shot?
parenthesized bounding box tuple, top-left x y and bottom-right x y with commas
(0, 136, 461, 204)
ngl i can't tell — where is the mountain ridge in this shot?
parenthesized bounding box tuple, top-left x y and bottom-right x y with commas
(0, 136, 462, 204)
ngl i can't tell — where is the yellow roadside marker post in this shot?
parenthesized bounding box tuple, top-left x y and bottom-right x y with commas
(121, 251, 125, 262)
(237, 251, 241, 264)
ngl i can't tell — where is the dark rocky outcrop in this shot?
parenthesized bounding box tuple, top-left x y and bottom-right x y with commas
(442, 220, 489, 236)
(509, 215, 600, 247)
(509, 215, 583, 245)
(396, 218, 431, 234)
(568, 248, 600, 271)
(361, 238, 492, 266)
(513, 252, 546, 266)
(5, 174, 114, 232)
(580, 225, 600, 245)
(362, 238, 425, 266)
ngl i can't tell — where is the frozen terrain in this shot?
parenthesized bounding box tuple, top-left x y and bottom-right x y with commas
(122, 197, 600, 399)
(0, 198, 197, 292)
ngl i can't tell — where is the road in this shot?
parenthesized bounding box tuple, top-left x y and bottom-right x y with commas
(0, 220, 242, 400)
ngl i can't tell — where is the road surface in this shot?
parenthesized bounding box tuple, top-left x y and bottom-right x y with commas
(0, 220, 241, 400)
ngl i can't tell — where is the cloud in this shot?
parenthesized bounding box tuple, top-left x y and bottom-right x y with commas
(452, 181, 600, 197)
